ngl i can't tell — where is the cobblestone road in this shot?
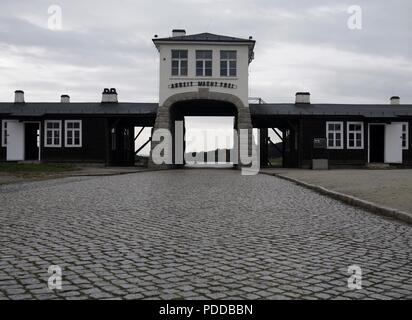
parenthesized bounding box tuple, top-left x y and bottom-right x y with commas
(0, 169, 411, 300)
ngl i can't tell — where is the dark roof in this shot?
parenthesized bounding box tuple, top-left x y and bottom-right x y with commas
(153, 32, 255, 43)
(250, 103, 412, 118)
(1, 102, 411, 119)
(0, 102, 158, 117)
(153, 32, 256, 63)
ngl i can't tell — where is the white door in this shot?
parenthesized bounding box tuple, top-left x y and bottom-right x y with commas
(6, 121, 25, 161)
(385, 123, 403, 164)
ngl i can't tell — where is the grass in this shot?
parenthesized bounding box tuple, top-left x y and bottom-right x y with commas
(0, 162, 76, 173)
(269, 157, 283, 167)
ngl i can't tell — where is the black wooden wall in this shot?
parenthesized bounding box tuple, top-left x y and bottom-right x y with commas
(1, 116, 411, 167)
(298, 118, 368, 168)
(0, 118, 6, 161)
(40, 118, 107, 163)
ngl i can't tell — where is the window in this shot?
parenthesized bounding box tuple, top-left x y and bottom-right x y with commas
(347, 122, 364, 149)
(65, 120, 82, 147)
(220, 50, 237, 77)
(1, 120, 7, 147)
(326, 122, 343, 149)
(44, 121, 62, 147)
(171, 50, 188, 76)
(196, 50, 212, 76)
(401, 122, 409, 150)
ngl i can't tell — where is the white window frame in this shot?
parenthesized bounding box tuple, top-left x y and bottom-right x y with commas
(44, 120, 62, 147)
(171, 49, 188, 77)
(65, 120, 82, 148)
(401, 122, 409, 150)
(220, 50, 237, 77)
(1, 120, 7, 147)
(196, 50, 213, 77)
(326, 121, 344, 149)
(347, 122, 364, 149)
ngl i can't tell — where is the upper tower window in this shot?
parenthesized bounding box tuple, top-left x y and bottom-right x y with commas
(220, 50, 237, 77)
(196, 50, 212, 77)
(171, 50, 188, 76)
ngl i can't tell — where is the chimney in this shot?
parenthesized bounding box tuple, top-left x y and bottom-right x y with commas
(101, 88, 118, 103)
(295, 92, 310, 104)
(172, 29, 186, 37)
(14, 90, 25, 103)
(390, 96, 400, 105)
(61, 94, 70, 103)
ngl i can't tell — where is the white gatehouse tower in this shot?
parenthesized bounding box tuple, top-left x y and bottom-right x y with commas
(150, 29, 256, 167)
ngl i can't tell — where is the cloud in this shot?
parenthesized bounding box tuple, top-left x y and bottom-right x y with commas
(0, 0, 411, 104)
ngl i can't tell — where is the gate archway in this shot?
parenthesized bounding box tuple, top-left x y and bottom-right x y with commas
(149, 91, 253, 168)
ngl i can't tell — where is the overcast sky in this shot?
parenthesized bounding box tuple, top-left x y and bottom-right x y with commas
(0, 0, 411, 105)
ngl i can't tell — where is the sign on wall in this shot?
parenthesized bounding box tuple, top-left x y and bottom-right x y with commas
(313, 138, 327, 149)
(169, 81, 237, 89)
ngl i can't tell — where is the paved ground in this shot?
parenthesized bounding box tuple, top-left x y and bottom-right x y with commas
(0, 169, 411, 300)
(261, 169, 412, 214)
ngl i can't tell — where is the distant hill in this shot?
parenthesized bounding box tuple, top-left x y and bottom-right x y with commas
(184, 143, 283, 163)
(185, 148, 232, 162)
(136, 143, 283, 165)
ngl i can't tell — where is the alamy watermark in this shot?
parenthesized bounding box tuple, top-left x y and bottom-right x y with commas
(150, 122, 260, 175)
(48, 265, 62, 290)
(347, 5, 362, 30)
(347, 265, 362, 290)
(48, 5, 63, 31)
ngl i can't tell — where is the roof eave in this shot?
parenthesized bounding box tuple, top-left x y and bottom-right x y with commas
(152, 39, 256, 62)
(152, 39, 255, 45)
